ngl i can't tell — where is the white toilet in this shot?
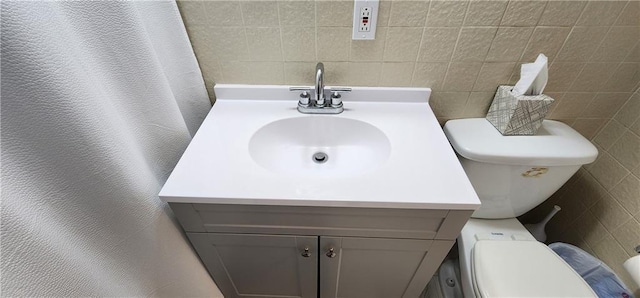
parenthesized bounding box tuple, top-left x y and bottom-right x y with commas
(443, 118, 599, 298)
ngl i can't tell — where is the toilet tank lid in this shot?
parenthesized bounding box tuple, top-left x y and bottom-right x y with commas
(473, 241, 597, 298)
(443, 118, 598, 166)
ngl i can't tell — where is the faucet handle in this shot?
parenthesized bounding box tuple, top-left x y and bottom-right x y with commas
(329, 88, 351, 107)
(330, 87, 352, 93)
(289, 86, 313, 106)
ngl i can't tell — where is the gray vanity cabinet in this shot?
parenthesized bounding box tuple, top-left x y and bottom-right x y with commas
(171, 203, 472, 298)
(187, 233, 318, 298)
(319, 237, 451, 298)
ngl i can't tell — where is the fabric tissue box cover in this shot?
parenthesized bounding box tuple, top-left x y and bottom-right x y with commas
(486, 85, 554, 136)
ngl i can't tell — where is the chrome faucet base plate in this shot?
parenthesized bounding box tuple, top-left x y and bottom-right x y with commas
(297, 103, 344, 114)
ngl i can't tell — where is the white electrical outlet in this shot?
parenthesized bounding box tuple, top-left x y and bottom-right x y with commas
(352, 0, 378, 40)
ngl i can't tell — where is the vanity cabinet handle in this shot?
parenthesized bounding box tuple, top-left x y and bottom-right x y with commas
(301, 248, 311, 258)
(326, 248, 337, 258)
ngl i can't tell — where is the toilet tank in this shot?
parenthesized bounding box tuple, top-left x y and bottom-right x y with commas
(443, 119, 598, 219)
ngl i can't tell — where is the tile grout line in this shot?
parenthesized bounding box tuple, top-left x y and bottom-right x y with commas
(546, 0, 590, 93)
(276, 1, 287, 83)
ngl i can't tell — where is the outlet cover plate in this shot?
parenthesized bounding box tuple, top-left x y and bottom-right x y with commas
(352, 0, 379, 40)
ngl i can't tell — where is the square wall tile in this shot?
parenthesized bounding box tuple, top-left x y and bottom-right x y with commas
(322, 62, 349, 85)
(550, 92, 594, 119)
(279, 1, 315, 27)
(616, 1, 640, 26)
(177, 1, 208, 27)
(464, 0, 507, 26)
(429, 92, 470, 118)
(186, 26, 216, 63)
(569, 63, 618, 92)
(626, 43, 640, 63)
(571, 118, 607, 140)
(614, 92, 640, 127)
(591, 194, 632, 231)
(580, 92, 629, 119)
(249, 62, 285, 84)
(383, 27, 424, 61)
(592, 27, 640, 62)
(377, 0, 392, 27)
(284, 62, 316, 85)
(576, 1, 626, 26)
(569, 171, 608, 209)
(574, 210, 609, 247)
(473, 62, 516, 91)
(544, 62, 584, 92)
(203, 1, 244, 26)
(380, 62, 415, 87)
(603, 63, 640, 93)
(485, 27, 533, 62)
(351, 27, 387, 61)
(209, 27, 249, 61)
(612, 219, 640, 256)
(631, 117, 640, 138)
(588, 152, 630, 191)
(500, 1, 545, 27)
(316, 1, 353, 27)
(418, 27, 460, 62)
(591, 235, 633, 281)
(241, 1, 280, 27)
(538, 1, 586, 27)
(556, 27, 609, 62)
(521, 27, 571, 62)
(609, 131, 640, 171)
(222, 61, 284, 84)
(594, 120, 626, 150)
(452, 27, 497, 61)
(388, 1, 429, 27)
(317, 27, 351, 61)
(442, 62, 482, 91)
(246, 27, 283, 61)
(426, 1, 468, 27)
(281, 27, 316, 61)
(411, 62, 449, 90)
(345, 62, 382, 86)
(611, 174, 640, 216)
(463, 92, 494, 117)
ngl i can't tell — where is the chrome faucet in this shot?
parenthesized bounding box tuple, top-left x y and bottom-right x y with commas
(289, 62, 351, 114)
(315, 62, 325, 106)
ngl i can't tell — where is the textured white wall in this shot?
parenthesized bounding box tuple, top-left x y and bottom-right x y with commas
(1, 1, 222, 296)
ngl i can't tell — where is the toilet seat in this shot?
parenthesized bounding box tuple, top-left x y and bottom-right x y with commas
(471, 240, 596, 297)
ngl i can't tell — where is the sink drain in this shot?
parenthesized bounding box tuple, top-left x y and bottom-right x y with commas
(312, 152, 328, 164)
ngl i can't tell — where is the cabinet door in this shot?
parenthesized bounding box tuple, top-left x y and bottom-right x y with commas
(188, 233, 318, 298)
(320, 237, 454, 298)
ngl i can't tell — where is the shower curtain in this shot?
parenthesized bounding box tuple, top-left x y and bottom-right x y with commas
(1, 1, 222, 296)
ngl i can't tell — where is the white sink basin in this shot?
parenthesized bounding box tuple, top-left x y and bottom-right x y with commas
(249, 116, 391, 177)
(159, 84, 480, 210)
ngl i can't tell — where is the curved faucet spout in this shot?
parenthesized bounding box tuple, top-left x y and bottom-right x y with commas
(315, 62, 325, 106)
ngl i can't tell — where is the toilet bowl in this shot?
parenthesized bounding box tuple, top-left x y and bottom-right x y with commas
(443, 118, 599, 298)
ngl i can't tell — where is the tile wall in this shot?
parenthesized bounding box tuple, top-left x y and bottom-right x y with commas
(177, 0, 639, 293)
(525, 88, 640, 294)
(179, 0, 639, 134)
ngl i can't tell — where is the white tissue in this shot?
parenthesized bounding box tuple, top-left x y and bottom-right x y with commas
(512, 54, 548, 96)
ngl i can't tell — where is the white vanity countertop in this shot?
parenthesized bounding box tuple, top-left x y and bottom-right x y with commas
(159, 85, 480, 210)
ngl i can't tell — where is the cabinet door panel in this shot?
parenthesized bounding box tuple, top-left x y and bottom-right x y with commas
(188, 233, 318, 298)
(320, 237, 451, 298)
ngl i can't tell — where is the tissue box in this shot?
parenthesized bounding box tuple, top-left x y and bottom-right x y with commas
(486, 85, 554, 135)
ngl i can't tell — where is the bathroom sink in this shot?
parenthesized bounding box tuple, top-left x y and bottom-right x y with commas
(159, 84, 480, 210)
(249, 116, 391, 177)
